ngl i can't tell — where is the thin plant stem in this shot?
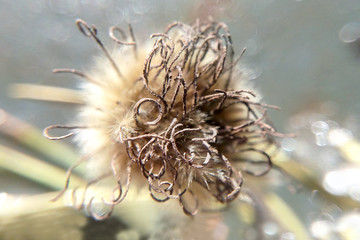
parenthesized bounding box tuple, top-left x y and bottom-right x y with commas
(0, 144, 86, 190)
(0, 109, 85, 175)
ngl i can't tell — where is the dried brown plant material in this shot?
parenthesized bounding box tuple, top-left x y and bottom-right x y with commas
(45, 19, 279, 219)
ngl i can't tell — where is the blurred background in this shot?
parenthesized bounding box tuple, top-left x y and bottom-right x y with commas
(1, 0, 360, 239)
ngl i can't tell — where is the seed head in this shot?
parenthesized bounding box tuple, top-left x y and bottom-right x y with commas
(45, 19, 279, 218)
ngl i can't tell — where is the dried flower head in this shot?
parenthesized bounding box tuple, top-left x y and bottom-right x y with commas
(45, 19, 279, 218)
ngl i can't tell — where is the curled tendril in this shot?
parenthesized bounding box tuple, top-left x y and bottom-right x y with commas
(104, 156, 132, 205)
(179, 189, 199, 216)
(76, 18, 123, 79)
(225, 169, 243, 201)
(51, 156, 89, 202)
(52, 68, 101, 86)
(109, 26, 136, 45)
(133, 98, 164, 126)
(149, 184, 171, 202)
(76, 19, 98, 37)
(236, 148, 273, 176)
(43, 125, 86, 140)
(141, 154, 167, 179)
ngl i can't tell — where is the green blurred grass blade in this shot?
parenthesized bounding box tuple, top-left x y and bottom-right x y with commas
(0, 109, 85, 175)
(9, 84, 83, 104)
(264, 192, 311, 240)
(0, 144, 86, 190)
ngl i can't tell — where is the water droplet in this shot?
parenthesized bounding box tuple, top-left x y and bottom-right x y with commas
(310, 220, 333, 238)
(328, 128, 352, 147)
(263, 221, 278, 236)
(311, 121, 329, 146)
(323, 170, 347, 196)
(339, 22, 360, 43)
(323, 168, 360, 196)
(311, 121, 329, 134)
